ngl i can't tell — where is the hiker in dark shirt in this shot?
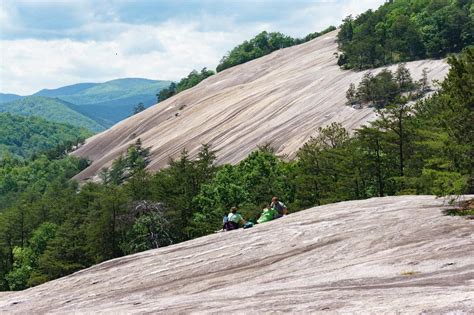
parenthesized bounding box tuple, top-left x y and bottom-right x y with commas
(270, 196, 287, 218)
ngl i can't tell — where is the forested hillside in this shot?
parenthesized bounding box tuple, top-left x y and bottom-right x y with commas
(337, 0, 473, 69)
(0, 94, 23, 104)
(158, 68, 215, 102)
(0, 113, 91, 159)
(34, 83, 98, 98)
(66, 96, 156, 128)
(0, 96, 104, 132)
(216, 26, 337, 72)
(0, 79, 171, 130)
(42, 78, 170, 105)
(33, 78, 172, 128)
(0, 47, 471, 291)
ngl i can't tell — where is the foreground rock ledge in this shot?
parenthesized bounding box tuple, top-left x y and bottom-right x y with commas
(0, 195, 473, 314)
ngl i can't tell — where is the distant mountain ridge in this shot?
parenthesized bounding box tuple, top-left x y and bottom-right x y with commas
(0, 93, 23, 103)
(0, 78, 172, 130)
(34, 78, 168, 105)
(67, 95, 157, 127)
(34, 83, 98, 98)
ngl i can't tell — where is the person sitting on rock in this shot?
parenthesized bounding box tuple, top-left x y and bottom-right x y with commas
(224, 207, 246, 231)
(257, 203, 278, 224)
(270, 196, 288, 218)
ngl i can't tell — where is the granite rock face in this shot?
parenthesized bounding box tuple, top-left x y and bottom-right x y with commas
(1, 195, 472, 313)
(71, 31, 449, 181)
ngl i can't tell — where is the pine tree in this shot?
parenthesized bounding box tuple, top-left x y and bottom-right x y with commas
(345, 83, 358, 106)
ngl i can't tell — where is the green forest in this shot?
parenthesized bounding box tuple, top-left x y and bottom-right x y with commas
(0, 79, 172, 130)
(0, 47, 471, 291)
(0, 113, 91, 159)
(158, 68, 215, 102)
(337, 0, 473, 69)
(346, 63, 431, 108)
(216, 26, 336, 72)
(0, 96, 104, 132)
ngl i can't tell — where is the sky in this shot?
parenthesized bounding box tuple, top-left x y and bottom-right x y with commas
(0, 0, 384, 95)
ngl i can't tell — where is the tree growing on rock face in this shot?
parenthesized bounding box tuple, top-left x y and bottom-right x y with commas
(345, 83, 359, 106)
(418, 68, 430, 94)
(157, 82, 177, 102)
(357, 72, 376, 105)
(314, 122, 350, 150)
(347, 65, 425, 110)
(103, 138, 151, 186)
(351, 69, 400, 109)
(372, 69, 400, 108)
(395, 63, 415, 93)
(132, 103, 145, 115)
(127, 138, 151, 175)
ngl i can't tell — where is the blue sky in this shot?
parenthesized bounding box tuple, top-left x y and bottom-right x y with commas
(0, 0, 384, 95)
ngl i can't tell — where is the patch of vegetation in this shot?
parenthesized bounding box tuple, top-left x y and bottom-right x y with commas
(443, 198, 474, 216)
(0, 113, 91, 159)
(0, 96, 104, 132)
(158, 68, 214, 102)
(346, 64, 429, 109)
(337, 0, 473, 69)
(217, 26, 336, 73)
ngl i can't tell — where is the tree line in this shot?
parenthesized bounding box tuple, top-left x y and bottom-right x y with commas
(346, 63, 431, 109)
(0, 47, 471, 291)
(337, 0, 473, 69)
(216, 27, 336, 72)
(157, 68, 215, 102)
(0, 113, 90, 160)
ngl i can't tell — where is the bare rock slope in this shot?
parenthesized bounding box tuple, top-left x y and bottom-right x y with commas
(72, 31, 449, 180)
(1, 195, 473, 313)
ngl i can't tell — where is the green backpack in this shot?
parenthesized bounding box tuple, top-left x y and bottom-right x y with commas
(257, 207, 277, 224)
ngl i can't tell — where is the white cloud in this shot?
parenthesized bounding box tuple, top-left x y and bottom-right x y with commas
(259, 0, 385, 37)
(0, 1, 18, 34)
(338, 0, 386, 18)
(0, 20, 253, 94)
(0, 0, 385, 95)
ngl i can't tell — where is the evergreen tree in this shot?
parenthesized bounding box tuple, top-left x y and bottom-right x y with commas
(345, 83, 359, 106)
(133, 102, 145, 115)
(395, 63, 415, 93)
(418, 68, 431, 94)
